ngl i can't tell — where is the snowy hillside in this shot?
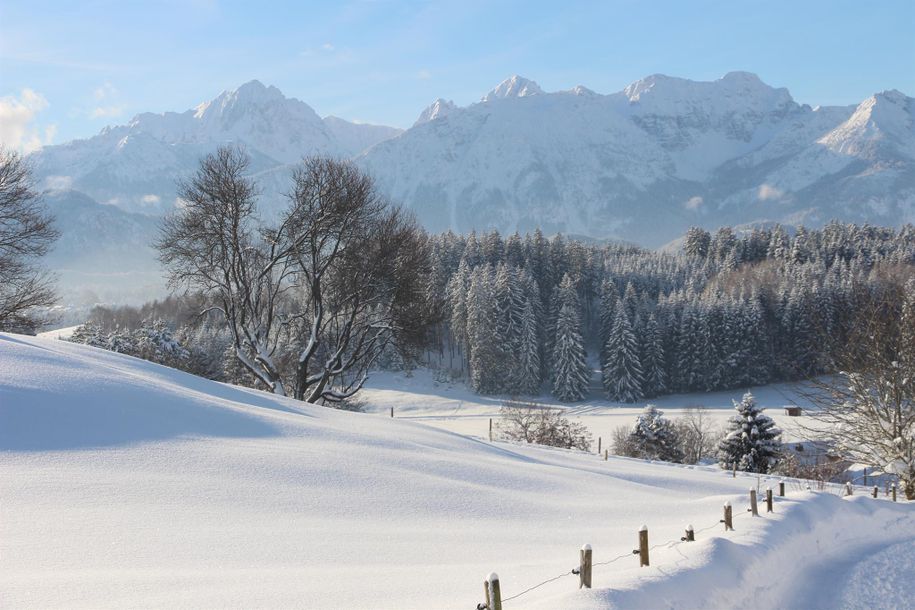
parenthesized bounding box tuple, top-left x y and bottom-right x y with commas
(361, 73, 915, 245)
(2, 333, 913, 609)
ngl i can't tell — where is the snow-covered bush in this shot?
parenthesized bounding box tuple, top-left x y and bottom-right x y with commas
(717, 392, 782, 473)
(69, 319, 193, 371)
(497, 401, 592, 451)
(625, 405, 684, 463)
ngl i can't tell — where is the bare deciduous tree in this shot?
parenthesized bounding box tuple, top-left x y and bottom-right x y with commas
(802, 276, 915, 499)
(157, 147, 432, 403)
(281, 157, 431, 403)
(675, 406, 721, 464)
(0, 148, 58, 332)
(157, 146, 292, 395)
(496, 400, 593, 451)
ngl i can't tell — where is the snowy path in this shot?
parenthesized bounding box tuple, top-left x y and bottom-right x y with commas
(773, 537, 915, 610)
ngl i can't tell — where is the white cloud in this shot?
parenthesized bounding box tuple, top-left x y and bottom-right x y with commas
(141, 194, 161, 205)
(44, 175, 73, 191)
(417, 69, 432, 80)
(0, 88, 53, 153)
(91, 105, 126, 119)
(89, 82, 125, 119)
(758, 184, 784, 201)
(321, 42, 335, 51)
(684, 195, 703, 210)
(93, 82, 117, 101)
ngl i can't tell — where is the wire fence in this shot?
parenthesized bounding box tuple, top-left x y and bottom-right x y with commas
(476, 473, 902, 609)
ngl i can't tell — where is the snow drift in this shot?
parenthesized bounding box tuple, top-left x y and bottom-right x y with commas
(1, 333, 912, 609)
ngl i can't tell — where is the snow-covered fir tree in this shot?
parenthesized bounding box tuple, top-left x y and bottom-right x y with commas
(551, 303, 590, 402)
(640, 313, 666, 398)
(602, 302, 643, 402)
(717, 392, 782, 473)
(513, 301, 542, 394)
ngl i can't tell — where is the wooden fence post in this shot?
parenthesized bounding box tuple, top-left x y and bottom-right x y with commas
(863, 467, 867, 487)
(603, 449, 608, 461)
(766, 488, 773, 513)
(873, 486, 879, 498)
(489, 418, 492, 442)
(484, 573, 502, 610)
(637, 526, 649, 567)
(681, 525, 694, 542)
(579, 544, 592, 589)
(779, 480, 785, 497)
(722, 502, 733, 531)
(892, 484, 897, 502)
(597, 437, 601, 455)
(749, 489, 759, 516)
(390, 407, 394, 418)
(732, 462, 737, 478)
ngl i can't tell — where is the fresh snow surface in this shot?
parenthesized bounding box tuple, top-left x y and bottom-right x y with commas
(1, 334, 912, 609)
(359, 368, 817, 444)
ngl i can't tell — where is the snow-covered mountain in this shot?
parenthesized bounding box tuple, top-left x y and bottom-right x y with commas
(361, 73, 915, 245)
(31, 80, 402, 215)
(27, 73, 915, 302)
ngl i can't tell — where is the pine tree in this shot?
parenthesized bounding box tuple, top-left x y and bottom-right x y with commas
(514, 301, 542, 394)
(551, 303, 590, 402)
(717, 392, 782, 473)
(602, 303, 644, 402)
(627, 405, 684, 462)
(597, 278, 618, 363)
(641, 313, 667, 397)
(467, 265, 507, 393)
(69, 322, 107, 348)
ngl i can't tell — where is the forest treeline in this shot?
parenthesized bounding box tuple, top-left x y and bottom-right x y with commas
(77, 221, 915, 403)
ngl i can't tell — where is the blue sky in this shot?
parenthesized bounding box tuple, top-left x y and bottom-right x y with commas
(1, 0, 913, 150)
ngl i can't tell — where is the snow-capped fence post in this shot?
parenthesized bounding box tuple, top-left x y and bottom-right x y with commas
(681, 525, 694, 542)
(722, 502, 734, 531)
(845, 482, 853, 496)
(579, 544, 592, 588)
(483, 573, 502, 610)
(635, 525, 649, 567)
(749, 489, 759, 516)
(872, 486, 879, 498)
(892, 484, 897, 502)
(766, 488, 773, 513)
(778, 481, 785, 497)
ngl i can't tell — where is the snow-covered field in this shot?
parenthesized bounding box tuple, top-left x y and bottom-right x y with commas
(359, 368, 817, 445)
(1, 334, 912, 609)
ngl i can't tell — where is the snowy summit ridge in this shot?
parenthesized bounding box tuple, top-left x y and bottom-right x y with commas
(26, 70, 915, 289)
(481, 75, 543, 102)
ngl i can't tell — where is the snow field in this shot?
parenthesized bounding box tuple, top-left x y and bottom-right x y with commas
(1, 334, 912, 609)
(359, 368, 817, 446)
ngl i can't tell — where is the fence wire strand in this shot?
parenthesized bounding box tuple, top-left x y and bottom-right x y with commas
(501, 569, 575, 603)
(485, 479, 841, 607)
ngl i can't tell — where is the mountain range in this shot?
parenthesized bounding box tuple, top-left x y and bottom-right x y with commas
(28, 74, 915, 302)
